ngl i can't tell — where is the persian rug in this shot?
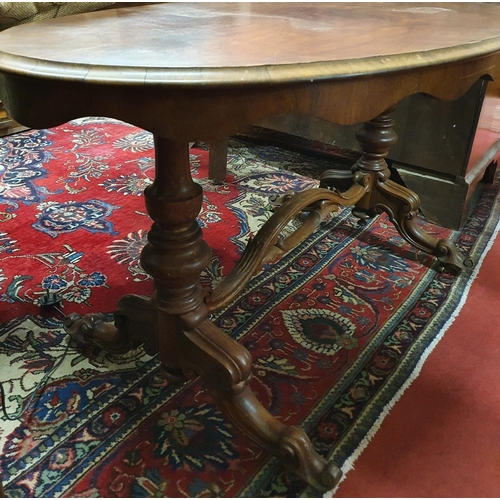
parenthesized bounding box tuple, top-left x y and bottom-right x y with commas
(0, 118, 498, 498)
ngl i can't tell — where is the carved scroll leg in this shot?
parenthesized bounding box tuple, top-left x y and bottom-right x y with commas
(177, 318, 341, 493)
(63, 294, 157, 354)
(352, 107, 473, 273)
(374, 179, 474, 272)
(67, 136, 339, 490)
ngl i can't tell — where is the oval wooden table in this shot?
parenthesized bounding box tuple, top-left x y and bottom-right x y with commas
(1, 2, 500, 492)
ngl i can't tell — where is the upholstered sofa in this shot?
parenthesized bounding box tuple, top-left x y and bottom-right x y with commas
(0, 2, 114, 135)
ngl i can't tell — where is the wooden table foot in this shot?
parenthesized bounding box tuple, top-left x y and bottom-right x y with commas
(61, 120, 473, 493)
(208, 137, 230, 184)
(178, 319, 342, 492)
(64, 294, 157, 354)
(62, 136, 344, 492)
(373, 178, 474, 272)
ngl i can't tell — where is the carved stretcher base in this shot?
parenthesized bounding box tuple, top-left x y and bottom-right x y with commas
(63, 174, 371, 492)
(62, 108, 475, 493)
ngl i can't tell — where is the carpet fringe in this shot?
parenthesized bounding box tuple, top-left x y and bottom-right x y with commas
(324, 215, 500, 498)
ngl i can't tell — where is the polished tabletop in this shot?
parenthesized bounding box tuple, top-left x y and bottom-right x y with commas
(0, 2, 500, 85)
(2, 2, 500, 137)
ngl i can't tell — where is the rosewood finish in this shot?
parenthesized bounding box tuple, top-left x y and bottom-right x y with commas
(1, 2, 500, 492)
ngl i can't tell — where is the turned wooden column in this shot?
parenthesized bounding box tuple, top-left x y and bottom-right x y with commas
(353, 107, 397, 192)
(351, 106, 398, 222)
(139, 137, 342, 492)
(140, 137, 212, 371)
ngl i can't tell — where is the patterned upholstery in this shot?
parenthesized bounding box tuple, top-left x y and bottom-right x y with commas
(0, 2, 114, 31)
(0, 2, 114, 136)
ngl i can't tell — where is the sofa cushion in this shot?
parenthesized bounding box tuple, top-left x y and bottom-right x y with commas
(0, 2, 114, 31)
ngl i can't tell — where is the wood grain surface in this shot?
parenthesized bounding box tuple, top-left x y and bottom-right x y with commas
(0, 3, 500, 85)
(1, 3, 500, 135)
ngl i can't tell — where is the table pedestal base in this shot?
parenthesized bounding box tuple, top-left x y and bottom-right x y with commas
(63, 135, 376, 492)
(63, 108, 473, 492)
(66, 305, 342, 491)
(321, 107, 473, 273)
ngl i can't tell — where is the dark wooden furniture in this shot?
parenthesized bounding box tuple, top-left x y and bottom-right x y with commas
(254, 79, 500, 229)
(1, 3, 500, 491)
(0, 99, 12, 134)
(0, 101, 26, 137)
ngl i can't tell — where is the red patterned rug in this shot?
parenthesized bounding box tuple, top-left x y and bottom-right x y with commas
(0, 118, 498, 497)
